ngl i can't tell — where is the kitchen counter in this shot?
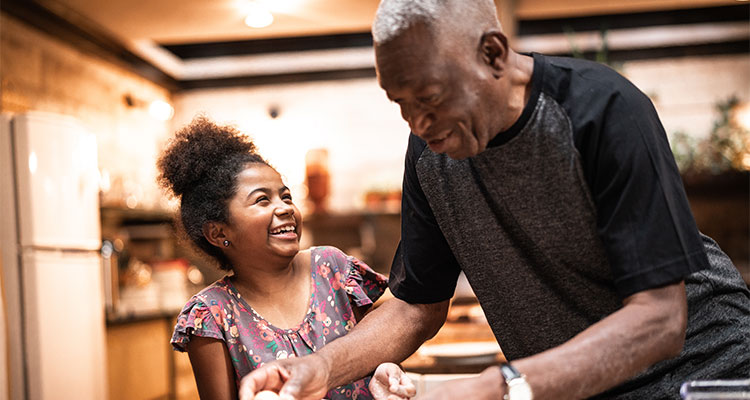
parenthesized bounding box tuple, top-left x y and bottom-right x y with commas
(106, 308, 180, 326)
(401, 302, 505, 375)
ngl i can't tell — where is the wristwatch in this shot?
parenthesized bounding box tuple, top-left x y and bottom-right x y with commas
(499, 363, 533, 400)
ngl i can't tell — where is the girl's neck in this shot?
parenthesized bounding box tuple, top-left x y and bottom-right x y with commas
(230, 250, 309, 303)
(230, 250, 313, 329)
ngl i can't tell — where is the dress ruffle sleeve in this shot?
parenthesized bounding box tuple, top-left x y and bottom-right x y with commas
(171, 297, 225, 352)
(344, 256, 389, 308)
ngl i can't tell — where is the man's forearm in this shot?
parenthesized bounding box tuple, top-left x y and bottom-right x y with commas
(318, 297, 449, 389)
(513, 281, 688, 399)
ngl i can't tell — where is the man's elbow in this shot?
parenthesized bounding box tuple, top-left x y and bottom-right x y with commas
(652, 288, 688, 360)
(662, 309, 687, 359)
(629, 282, 688, 361)
(413, 300, 450, 341)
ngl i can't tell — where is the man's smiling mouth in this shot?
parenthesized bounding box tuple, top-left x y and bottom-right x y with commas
(427, 131, 453, 151)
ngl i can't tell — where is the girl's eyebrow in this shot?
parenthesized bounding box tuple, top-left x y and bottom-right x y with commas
(246, 185, 289, 200)
(246, 187, 270, 200)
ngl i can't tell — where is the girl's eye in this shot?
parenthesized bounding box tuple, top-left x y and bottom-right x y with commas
(254, 196, 269, 204)
(283, 194, 293, 201)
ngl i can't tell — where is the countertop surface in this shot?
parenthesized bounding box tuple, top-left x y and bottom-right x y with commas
(402, 303, 504, 374)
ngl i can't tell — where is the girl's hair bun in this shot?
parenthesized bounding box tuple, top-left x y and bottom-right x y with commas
(157, 116, 256, 197)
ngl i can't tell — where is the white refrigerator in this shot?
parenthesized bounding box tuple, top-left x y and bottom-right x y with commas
(0, 112, 107, 400)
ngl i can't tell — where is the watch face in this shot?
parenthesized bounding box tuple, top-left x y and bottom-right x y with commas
(508, 382, 533, 400)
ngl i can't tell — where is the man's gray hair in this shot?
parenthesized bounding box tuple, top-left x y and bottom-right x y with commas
(372, 0, 500, 44)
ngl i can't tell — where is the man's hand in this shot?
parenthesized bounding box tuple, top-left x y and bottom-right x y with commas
(413, 367, 503, 400)
(368, 363, 417, 400)
(238, 355, 330, 400)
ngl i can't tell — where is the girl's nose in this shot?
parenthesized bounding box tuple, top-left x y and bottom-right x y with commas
(274, 202, 294, 216)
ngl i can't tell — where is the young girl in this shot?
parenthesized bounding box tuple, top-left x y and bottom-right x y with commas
(158, 117, 396, 400)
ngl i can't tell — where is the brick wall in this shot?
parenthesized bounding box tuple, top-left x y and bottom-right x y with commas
(0, 13, 173, 210)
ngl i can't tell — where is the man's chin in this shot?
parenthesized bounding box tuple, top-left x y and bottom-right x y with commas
(429, 134, 484, 159)
(445, 145, 483, 160)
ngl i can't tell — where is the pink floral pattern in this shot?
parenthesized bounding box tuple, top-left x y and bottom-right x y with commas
(171, 246, 388, 400)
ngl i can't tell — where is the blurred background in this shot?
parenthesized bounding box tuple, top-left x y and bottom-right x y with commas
(0, 0, 748, 399)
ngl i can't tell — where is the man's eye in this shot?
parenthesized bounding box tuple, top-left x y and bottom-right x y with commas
(420, 94, 439, 104)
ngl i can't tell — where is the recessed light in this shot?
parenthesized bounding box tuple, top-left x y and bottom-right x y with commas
(148, 100, 174, 121)
(245, 3, 273, 28)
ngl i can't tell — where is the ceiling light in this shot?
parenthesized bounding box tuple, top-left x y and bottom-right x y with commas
(244, 3, 273, 28)
(124, 94, 174, 121)
(148, 100, 174, 121)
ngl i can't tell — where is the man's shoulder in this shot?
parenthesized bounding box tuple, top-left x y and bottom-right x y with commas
(536, 53, 652, 125)
(541, 53, 620, 79)
(539, 53, 639, 99)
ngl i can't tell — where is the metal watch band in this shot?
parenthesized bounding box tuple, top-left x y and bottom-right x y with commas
(499, 363, 523, 381)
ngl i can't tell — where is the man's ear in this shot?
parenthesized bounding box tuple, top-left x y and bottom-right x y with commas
(203, 221, 228, 248)
(480, 30, 509, 78)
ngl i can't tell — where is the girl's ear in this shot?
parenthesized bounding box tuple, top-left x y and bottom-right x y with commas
(202, 221, 228, 248)
(479, 30, 509, 79)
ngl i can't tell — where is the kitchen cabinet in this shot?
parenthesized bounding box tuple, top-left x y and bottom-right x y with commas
(107, 318, 170, 400)
(106, 316, 199, 400)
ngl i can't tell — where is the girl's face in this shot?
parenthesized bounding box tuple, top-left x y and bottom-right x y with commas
(224, 164, 303, 263)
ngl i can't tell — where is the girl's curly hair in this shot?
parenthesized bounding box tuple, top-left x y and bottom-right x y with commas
(157, 116, 270, 269)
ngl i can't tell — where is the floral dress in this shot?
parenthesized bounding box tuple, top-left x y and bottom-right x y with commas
(171, 246, 389, 400)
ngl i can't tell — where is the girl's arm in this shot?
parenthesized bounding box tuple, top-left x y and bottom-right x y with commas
(187, 336, 238, 400)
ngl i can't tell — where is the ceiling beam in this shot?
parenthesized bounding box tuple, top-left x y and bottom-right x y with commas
(516, 0, 743, 19)
(0, 0, 179, 91)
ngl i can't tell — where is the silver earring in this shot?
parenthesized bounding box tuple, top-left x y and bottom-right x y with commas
(223, 240, 231, 247)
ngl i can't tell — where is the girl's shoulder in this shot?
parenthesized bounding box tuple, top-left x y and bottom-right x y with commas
(309, 246, 349, 268)
(186, 275, 235, 305)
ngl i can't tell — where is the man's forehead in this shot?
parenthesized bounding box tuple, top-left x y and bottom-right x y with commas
(378, 56, 451, 92)
(395, 69, 440, 88)
(377, 57, 434, 91)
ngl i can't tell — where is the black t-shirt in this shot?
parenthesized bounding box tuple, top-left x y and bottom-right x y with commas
(391, 52, 708, 302)
(390, 52, 750, 397)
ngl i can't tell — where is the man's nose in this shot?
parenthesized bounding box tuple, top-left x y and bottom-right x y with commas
(404, 104, 434, 137)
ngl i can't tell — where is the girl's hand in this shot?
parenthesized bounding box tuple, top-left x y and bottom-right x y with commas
(368, 363, 417, 400)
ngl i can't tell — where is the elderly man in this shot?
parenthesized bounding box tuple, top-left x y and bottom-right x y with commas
(240, 0, 750, 398)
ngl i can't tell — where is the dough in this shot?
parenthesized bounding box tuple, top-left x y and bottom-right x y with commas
(255, 390, 281, 400)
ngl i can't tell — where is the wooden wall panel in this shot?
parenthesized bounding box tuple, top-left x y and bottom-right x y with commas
(107, 319, 171, 400)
